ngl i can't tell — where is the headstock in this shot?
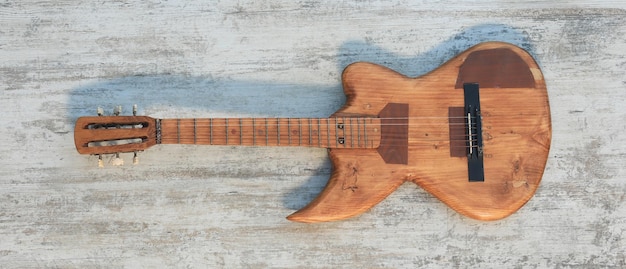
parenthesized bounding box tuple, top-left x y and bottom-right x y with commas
(74, 105, 158, 166)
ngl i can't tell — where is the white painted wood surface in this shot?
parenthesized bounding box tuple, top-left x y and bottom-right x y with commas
(1, 1, 625, 268)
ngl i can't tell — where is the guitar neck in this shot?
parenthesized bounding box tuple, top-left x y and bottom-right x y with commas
(159, 117, 382, 149)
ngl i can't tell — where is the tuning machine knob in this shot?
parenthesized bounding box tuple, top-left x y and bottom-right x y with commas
(113, 105, 122, 116)
(89, 105, 142, 167)
(111, 153, 124, 166)
(96, 153, 124, 167)
(96, 153, 139, 167)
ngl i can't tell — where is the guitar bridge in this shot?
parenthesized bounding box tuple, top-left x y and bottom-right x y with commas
(464, 83, 484, 182)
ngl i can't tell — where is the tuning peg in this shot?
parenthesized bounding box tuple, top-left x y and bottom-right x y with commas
(133, 104, 137, 116)
(98, 155, 104, 167)
(113, 105, 122, 116)
(133, 151, 139, 165)
(97, 107, 104, 116)
(111, 153, 124, 166)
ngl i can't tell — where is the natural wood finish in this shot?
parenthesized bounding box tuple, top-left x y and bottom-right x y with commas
(287, 42, 551, 222)
(74, 116, 157, 155)
(74, 42, 551, 223)
(159, 117, 381, 148)
(75, 116, 382, 151)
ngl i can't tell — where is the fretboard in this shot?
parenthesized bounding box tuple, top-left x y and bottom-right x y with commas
(159, 117, 381, 149)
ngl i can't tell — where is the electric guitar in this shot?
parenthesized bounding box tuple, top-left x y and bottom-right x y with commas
(74, 42, 552, 223)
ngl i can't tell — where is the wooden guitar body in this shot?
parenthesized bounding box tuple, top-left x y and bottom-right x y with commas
(75, 42, 551, 223)
(288, 42, 551, 222)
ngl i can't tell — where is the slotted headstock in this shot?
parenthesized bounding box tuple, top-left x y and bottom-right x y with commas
(74, 115, 157, 155)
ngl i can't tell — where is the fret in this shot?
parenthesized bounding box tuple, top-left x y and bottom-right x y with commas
(298, 118, 302, 146)
(224, 119, 229, 145)
(193, 118, 197, 144)
(356, 118, 360, 147)
(277, 118, 280, 145)
(327, 118, 330, 148)
(370, 119, 372, 148)
(317, 118, 321, 147)
(224, 119, 228, 145)
(342, 117, 346, 148)
(350, 117, 354, 148)
(363, 119, 367, 147)
(333, 118, 339, 148)
(177, 119, 181, 144)
(252, 118, 256, 145)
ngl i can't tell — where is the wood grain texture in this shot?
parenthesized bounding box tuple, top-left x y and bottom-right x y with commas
(74, 116, 157, 154)
(1, 0, 625, 268)
(159, 117, 381, 148)
(289, 42, 550, 223)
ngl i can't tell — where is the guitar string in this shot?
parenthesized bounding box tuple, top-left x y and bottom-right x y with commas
(149, 119, 476, 129)
(88, 118, 489, 149)
(88, 127, 482, 137)
(111, 143, 482, 150)
(91, 122, 481, 128)
(155, 130, 481, 138)
(156, 137, 481, 143)
(90, 118, 483, 128)
(129, 139, 483, 149)
(89, 116, 479, 119)
(155, 116, 480, 121)
(154, 140, 481, 146)
(89, 132, 484, 149)
(152, 127, 481, 143)
(158, 123, 479, 126)
(91, 125, 484, 143)
(90, 128, 483, 144)
(90, 124, 482, 136)
(156, 140, 482, 146)
(140, 130, 484, 147)
(153, 128, 481, 139)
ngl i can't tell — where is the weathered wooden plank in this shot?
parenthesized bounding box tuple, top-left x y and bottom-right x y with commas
(1, 1, 625, 268)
